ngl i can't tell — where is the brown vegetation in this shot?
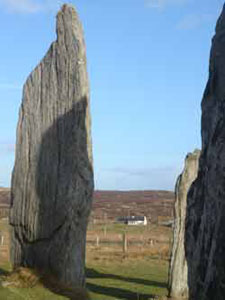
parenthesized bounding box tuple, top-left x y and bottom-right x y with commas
(92, 190, 174, 223)
(0, 188, 10, 205)
(2, 267, 90, 300)
(0, 189, 174, 223)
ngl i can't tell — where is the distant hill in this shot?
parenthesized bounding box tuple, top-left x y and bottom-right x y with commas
(0, 188, 10, 207)
(0, 189, 174, 222)
(92, 190, 174, 223)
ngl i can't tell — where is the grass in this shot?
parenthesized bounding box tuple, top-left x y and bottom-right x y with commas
(86, 257, 168, 300)
(0, 259, 168, 300)
(0, 219, 169, 300)
(0, 218, 9, 231)
(88, 223, 171, 236)
(0, 280, 66, 299)
(0, 264, 66, 300)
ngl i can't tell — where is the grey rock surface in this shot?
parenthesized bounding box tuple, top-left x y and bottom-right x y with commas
(185, 4, 225, 300)
(168, 149, 200, 299)
(10, 4, 94, 287)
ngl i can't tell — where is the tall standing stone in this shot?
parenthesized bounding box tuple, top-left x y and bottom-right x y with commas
(185, 4, 225, 300)
(10, 4, 94, 287)
(168, 149, 200, 299)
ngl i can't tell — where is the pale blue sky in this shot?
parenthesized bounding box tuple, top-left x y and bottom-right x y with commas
(0, 0, 223, 190)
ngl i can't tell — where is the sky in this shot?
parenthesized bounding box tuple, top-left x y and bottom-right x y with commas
(0, 0, 223, 190)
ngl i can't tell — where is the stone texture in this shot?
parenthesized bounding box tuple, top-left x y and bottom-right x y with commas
(10, 4, 93, 287)
(185, 4, 225, 300)
(168, 149, 200, 299)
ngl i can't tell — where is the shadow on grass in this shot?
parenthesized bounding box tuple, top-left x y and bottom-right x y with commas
(86, 268, 167, 288)
(0, 268, 10, 288)
(40, 275, 90, 300)
(0, 268, 10, 276)
(87, 282, 155, 300)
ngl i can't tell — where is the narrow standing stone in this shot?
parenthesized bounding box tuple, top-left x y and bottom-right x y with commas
(168, 150, 200, 299)
(10, 4, 94, 287)
(185, 4, 225, 299)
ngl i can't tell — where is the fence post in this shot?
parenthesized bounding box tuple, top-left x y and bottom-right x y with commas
(0, 231, 3, 246)
(96, 235, 99, 247)
(104, 225, 107, 237)
(123, 232, 127, 253)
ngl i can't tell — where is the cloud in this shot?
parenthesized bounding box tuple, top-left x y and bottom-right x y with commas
(0, 166, 12, 187)
(97, 165, 181, 191)
(40, 0, 64, 13)
(0, 143, 15, 154)
(0, 0, 64, 14)
(145, 0, 188, 10)
(0, 0, 41, 13)
(5, 144, 15, 153)
(177, 13, 215, 30)
(108, 166, 176, 177)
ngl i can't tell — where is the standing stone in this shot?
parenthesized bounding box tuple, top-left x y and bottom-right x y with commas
(185, 4, 225, 300)
(10, 4, 94, 287)
(168, 149, 200, 299)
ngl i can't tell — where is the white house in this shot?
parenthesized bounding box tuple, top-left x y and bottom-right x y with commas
(117, 216, 147, 226)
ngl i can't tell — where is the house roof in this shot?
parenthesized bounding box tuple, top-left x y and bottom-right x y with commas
(117, 216, 146, 222)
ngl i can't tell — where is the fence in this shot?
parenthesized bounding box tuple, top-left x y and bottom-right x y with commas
(0, 223, 10, 261)
(86, 231, 171, 260)
(0, 206, 10, 219)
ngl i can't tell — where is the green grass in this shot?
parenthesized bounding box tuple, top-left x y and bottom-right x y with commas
(88, 223, 155, 234)
(0, 285, 66, 300)
(0, 218, 9, 231)
(86, 258, 168, 300)
(0, 219, 169, 299)
(0, 264, 66, 300)
(0, 258, 168, 300)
